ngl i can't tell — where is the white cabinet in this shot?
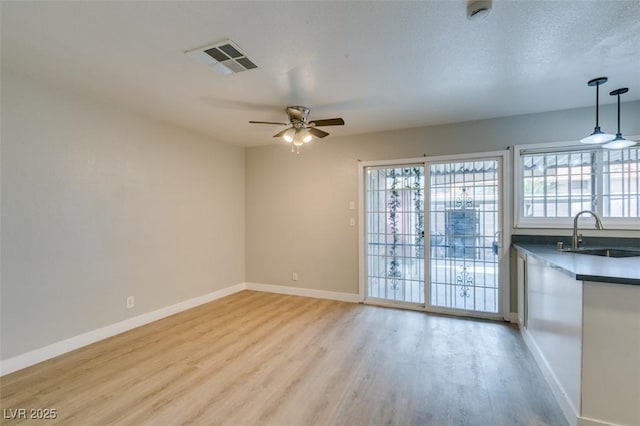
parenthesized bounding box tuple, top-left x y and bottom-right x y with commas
(525, 254, 582, 423)
(581, 281, 640, 426)
(518, 249, 640, 426)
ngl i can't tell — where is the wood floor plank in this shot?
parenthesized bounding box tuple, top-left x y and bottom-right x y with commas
(0, 291, 567, 425)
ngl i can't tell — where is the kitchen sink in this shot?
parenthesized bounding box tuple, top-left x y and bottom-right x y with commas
(563, 248, 640, 258)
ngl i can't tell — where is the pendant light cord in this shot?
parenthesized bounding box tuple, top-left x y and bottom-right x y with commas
(595, 83, 600, 127)
(616, 93, 621, 135)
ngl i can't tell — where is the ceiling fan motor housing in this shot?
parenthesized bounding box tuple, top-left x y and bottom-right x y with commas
(286, 106, 310, 124)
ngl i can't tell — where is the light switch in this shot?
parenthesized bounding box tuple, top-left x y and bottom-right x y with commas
(350, 217, 356, 227)
(349, 201, 356, 210)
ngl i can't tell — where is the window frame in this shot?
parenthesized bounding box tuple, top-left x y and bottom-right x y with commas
(514, 139, 640, 230)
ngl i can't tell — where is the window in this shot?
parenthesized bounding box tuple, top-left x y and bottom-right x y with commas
(515, 141, 640, 229)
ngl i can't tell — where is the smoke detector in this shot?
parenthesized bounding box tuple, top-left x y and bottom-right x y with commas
(186, 39, 258, 75)
(467, 0, 492, 20)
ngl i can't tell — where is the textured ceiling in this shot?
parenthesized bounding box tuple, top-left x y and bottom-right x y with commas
(2, 1, 639, 147)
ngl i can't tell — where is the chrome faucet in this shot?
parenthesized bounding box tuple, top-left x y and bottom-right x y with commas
(572, 210, 604, 249)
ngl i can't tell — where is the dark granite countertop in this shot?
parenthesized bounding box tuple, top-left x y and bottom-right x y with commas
(513, 242, 640, 286)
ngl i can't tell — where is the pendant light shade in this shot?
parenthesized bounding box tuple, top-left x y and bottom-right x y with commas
(603, 88, 635, 149)
(603, 138, 635, 149)
(580, 77, 615, 144)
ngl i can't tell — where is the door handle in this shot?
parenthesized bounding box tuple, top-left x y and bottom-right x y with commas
(492, 231, 502, 255)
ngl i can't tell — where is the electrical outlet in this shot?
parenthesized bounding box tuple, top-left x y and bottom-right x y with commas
(292, 272, 298, 281)
(126, 296, 135, 309)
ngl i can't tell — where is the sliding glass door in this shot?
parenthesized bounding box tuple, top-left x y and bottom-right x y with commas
(362, 154, 505, 318)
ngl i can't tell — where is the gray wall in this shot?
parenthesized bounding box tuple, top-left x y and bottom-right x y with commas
(1, 70, 246, 359)
(246, 101, 640, 309)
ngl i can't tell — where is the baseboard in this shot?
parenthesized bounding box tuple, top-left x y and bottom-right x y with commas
(0, 283, 246, 376)
(520, 327, 579, 426)
(245, 282, 359, 303)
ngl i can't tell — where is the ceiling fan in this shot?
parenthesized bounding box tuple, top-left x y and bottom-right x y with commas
(249, 106, 345, 154)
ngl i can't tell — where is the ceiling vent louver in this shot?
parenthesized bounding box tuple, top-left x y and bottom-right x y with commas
(186, 39, 257, 75)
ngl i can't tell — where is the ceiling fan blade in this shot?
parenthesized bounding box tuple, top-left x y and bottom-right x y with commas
(308, 118, 345, 127)
(308, 127, 330, 138)
(273, 127, 293, 138)
(249, 121, 289, 125)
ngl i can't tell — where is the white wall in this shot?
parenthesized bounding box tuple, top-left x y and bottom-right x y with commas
(1, 69, 245, 360)
(245, 101, 640, 303)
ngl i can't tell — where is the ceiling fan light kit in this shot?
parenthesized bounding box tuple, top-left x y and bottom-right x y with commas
(299, 128, 312, 143)
(250, 106, 345, 154)
(580, 77, 616, 145)
(282, 128, 295, 143)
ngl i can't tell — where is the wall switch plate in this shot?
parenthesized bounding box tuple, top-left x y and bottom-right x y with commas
(126, 296, 135, 309)
(292, 272, 298, 281)
(349, 201, 356, 210)
(349, 217, 356, 227)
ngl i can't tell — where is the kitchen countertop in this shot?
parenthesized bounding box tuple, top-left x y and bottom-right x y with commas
(513, 243, 640, 286)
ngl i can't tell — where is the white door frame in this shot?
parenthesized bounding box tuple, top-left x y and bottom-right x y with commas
(358, 151, 511, 322)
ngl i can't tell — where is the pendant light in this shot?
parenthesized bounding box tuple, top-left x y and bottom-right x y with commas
(603, 88, 635, 149)
(580, 77, 615, 144)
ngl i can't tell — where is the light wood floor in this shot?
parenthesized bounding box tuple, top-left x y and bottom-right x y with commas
(1, 291, 566, 425)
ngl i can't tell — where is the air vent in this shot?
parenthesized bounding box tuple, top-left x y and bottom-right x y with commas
(186, 39, 258, 75)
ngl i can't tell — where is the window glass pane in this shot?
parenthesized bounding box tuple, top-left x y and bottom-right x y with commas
(602, 148, 640, 217)
(520, 146, 639, 220)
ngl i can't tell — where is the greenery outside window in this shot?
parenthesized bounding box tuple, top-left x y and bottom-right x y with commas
(514, 140, 640, 229)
